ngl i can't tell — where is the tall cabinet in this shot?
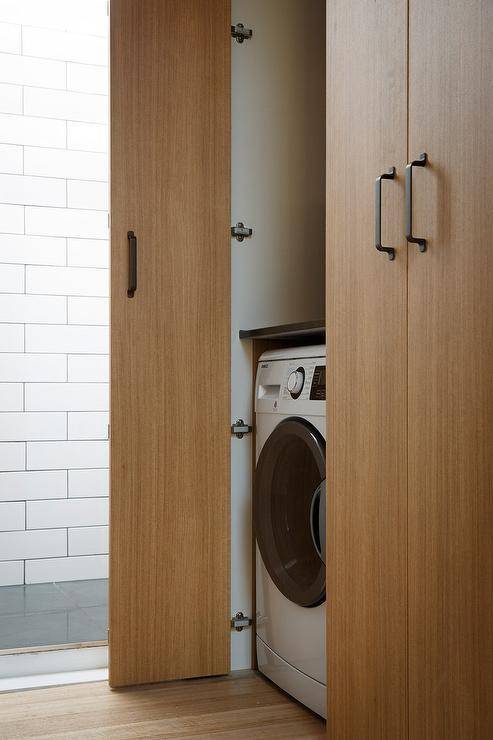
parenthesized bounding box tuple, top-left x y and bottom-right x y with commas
(327, 1, 493, 738)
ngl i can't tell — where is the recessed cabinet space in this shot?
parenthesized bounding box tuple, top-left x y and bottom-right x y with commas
(110, 1, 492, 738)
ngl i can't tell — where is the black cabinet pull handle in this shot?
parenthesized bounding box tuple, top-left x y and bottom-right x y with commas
(127, 230, 137, 298)
(406, 152, 428, 252)
(375, 167, 396, 260)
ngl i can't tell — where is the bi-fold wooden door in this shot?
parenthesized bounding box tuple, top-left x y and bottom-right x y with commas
(110, 0, 231, 687)
(327, 1, 493, 738)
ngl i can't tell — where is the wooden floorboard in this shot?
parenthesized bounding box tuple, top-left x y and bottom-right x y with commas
(0, 671, 326, 739)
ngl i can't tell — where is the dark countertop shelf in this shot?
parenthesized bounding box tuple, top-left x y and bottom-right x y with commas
(239, 319, 325, 342)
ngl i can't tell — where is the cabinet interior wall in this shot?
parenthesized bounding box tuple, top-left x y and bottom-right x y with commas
(230, 0, 326, 669)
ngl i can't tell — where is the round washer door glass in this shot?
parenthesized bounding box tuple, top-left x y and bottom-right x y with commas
(254, 417, 326, 608)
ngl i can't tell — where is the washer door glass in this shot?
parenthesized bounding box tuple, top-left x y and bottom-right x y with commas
(254, 417, 326, 608)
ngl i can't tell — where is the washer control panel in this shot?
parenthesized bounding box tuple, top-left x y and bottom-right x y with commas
(255, 347, 326, 415)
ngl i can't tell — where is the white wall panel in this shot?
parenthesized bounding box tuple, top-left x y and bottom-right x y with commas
(0, 412, 67, 442)
(68, 412, 109, 440)
(0, 529, 66, 560)
(68, 468, 108, 498)
(68, 526, 108, 556)
(67, 355, 109, 383)
(0, 204, 24, 234)
(0, 470, 67, 502)
(0, 264, 24, 293)
(0, 22, 21, 54)
(67, 63, 108, 95)
(22, 27, 107, 66)
(0, 560, 23, 586)
(0, 52, 65, 88)
(67, 122, 107, 153)
(67, 239, 108, 268)
(24, 147, 108, 181)
(25, 554, 108, 584)
(0, 501, 25, 531)
(0, 174, 66, 207)
(0, 354, 66, 382)
(68, 297, 109, 325)
(0, 442, 25, 471)
(25, 325, 108, 354)
(26, 266, 108, 297)
(24, 87, 108, 124)
(27, 497, 108, 529)
(0, 83, 22, 114)
(27, 440, 109, 471)
(26, 207, 108, 239)
(0, 113, 66, 148)
(0, 295, 67, 324)
(25, 383, 108, 412)
(0, 234, 66, 266)
(67, 181, 108, 211)
(0, 144, 23, 174)
(0, 383, 23, 411)
(0, 324, 23, 351)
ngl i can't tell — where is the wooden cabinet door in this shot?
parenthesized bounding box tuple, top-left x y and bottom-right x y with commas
(408, 2, 493, 736)
(326, 1, 408, 736)
(110, 0, 230, 687)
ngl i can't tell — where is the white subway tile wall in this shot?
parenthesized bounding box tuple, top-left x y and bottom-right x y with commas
(0, 1, 109, 585)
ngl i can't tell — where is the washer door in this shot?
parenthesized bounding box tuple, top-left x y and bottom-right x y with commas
(254, 417, 326, 608)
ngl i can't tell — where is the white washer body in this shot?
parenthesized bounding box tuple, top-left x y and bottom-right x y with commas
(255, 345, 326, 718)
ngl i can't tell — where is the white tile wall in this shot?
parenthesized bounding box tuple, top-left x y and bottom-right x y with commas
(26, 206, 108, 239)
(0, 501, 25, 531)
(0, 234, 66, 266)
(0, 560, 23, 587)
(0, 412, 67, 441)
(0, 83, 22, 114)
(67, 63, 108, 96)
(0, 52, 66, 89)
(0, 529, 66, 560)
(67, 122, 108, 153)
(0, 203, 24, 233)
(0, 22, 21, 54)
(68, 412, 109, 440)
(67, 355, 109, 383)
(26, 266, 109, 297)
(0, 324, 24, 352)
(0, 113, 66, 148)
(68, 468, 108, 498)
(0, 174, 66, 207)
(67, 181, 108, 211)
(0, 470, 67, 502)
(0, 442, 25, 472)
(25, 554, 108, 584)
(27, 497, 108, 529)
(27, 441, 109, 471)
(0, 143, 23, 174)
(68, 297, 109, 325)
(0, 264, 24, 292)
(0, 4, 109, 583)
(0, 295, 67, 323)
(23, 27, 107, 66)
(25, 383, 108, 412)
(0, 354, 66, 382)
(25, 147, 108, 181)
(68, 526, 108, 556)
(25, 325, 109, 354)
(0, 383, 23, 411)
(67, 239, 108, 268)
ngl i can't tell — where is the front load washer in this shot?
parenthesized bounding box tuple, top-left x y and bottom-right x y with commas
(254, 344, 326, 718)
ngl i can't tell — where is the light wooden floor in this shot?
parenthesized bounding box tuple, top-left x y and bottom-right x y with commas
(0, 671, 326, 739)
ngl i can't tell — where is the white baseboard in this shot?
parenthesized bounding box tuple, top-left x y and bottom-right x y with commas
(0, 645, 108, 692)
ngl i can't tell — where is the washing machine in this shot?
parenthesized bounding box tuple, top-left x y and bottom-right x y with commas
(254, 344, 326, 718)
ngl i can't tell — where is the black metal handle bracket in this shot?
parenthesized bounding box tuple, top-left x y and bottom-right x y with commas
(127, 230, 137, 298)
(375, 167, 396, 260)
(406, 152, 428, 252)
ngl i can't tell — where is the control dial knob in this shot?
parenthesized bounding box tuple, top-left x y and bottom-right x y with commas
(287, 367, 305, 398)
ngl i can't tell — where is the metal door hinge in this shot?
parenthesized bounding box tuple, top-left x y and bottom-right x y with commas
(231, 419, 252, 439)
(231, 222, 253, 242)
(231, 612, 252, 632)
(231, 23, 253, 43)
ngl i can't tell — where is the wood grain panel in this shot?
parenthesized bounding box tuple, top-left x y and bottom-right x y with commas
(110, 0, 230, 686)
(0, 672, 326, 738)
(326, 1, 408, 736)
(408, 2, 493, 736)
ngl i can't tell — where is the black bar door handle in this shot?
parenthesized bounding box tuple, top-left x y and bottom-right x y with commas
(127, 230, 137, 297)
(406, 152, 427, 252)
(375, 167, 396, 260)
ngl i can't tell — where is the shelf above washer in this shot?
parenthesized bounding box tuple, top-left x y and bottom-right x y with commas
(239, 319, 325, 342)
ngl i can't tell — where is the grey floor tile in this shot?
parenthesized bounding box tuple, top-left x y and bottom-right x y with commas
(67, 609, 107, 643)
(0, 578, 108, 650)
(24, 582, 77, 614)
(0, 610, 68, 650)
(57, 578, 108, 608)
(0, 586, 26, 617)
